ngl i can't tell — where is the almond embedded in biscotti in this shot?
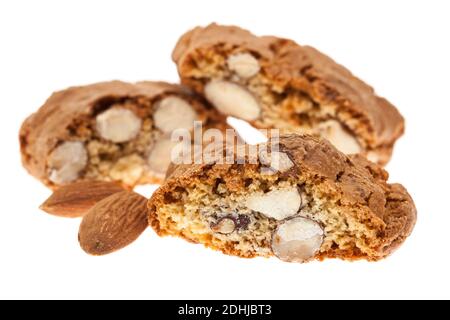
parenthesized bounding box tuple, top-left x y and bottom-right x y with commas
(210, 216, 236, 235)
(272, 217, 324, 263)
(259, 150, 294, 173)
(318, 120, 361, 155)
(226, 53, 260, 79)
(96, 107, 142, 143)
(40, 181, 124, 218)
(78, 191, 148, 255)
(48, 141, 88, 185)
(204, 80, 261, 121)
(245, 186, 302, 220)
(153, 96, 198, 133)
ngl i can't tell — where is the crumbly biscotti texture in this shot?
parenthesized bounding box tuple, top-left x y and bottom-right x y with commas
(20, 81, 228, 188)
(172, 23, 405, 165)
(149, 134, 416, 262)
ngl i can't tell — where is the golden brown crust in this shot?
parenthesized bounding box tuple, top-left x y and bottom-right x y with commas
(278, 135, 416, 258)
(172, 23, 405, 164)
(149, 134, 416, 260)
(19, 80, 227, 188)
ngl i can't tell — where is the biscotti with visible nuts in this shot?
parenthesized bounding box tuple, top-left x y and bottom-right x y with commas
(172, 23, 405, 165)
(20, 81, 228, 188)
(148, 134, 416, 262)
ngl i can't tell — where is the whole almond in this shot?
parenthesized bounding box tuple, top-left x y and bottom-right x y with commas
(78, 191, 148, 255)
(40, 181, 124, 218)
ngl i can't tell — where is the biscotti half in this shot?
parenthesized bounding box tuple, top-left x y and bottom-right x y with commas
(20, 81, 228, 188)
(148, 134, 416, 262)
(172, 23, 404, 165)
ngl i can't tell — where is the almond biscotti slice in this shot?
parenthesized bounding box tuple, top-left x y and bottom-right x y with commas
(172, 23, 404, 165)
(20, 81, 227, 188)
(149, 134, 416, 262)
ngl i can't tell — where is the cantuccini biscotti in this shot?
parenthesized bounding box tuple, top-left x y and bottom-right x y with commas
(20, 81, 228, 188)
(149, 134, 416, 262)
(172, 24, 404, 164)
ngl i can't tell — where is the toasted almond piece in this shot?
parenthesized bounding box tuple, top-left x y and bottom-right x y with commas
(48, 141, 88, 185)
(272, 217, 324, 263)
(318, 120, 361, 154)
(259, 150, 294, 173)
(211, 217, 236, 234)
(148, 139, 179, 175)
(227, 53, 260, 78)
(78, 191, 148, 256)
(204, 80, 261, 121)
(153, 96, 198, 133)
(40, 181, 124, 218)
(96, 107, 142, 143)
(245, 186, 302, 220)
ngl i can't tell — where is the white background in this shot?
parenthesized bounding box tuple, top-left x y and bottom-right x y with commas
(0, 0, 449, 300)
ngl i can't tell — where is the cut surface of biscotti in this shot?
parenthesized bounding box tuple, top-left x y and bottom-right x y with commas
(172, 23, 405, 165)
(149, 134, 416, 262)
(20, 81, 228, 188)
